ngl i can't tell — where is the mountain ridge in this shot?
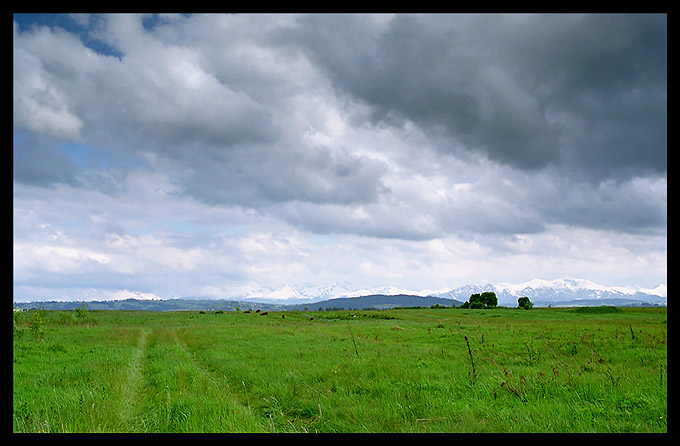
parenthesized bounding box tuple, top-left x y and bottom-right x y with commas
(430, 278, 666, 307)
(233, 277, 666, 306)
(13, 278, 666, 310)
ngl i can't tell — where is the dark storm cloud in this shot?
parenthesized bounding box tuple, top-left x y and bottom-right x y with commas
(179, 144, 390, 208)
(12, 13, 667, 243)
(281, 13, 666, 179)
(538, 174, 667, 232)
(13, 14, 389, 210)
(490, 169, 668, 234)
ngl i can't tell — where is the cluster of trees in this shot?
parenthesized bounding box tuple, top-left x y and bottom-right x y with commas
(460, 292, 498, 309)
(459, 291, 533, 309)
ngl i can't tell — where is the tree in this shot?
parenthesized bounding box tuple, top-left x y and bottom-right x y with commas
(470, 300, 485, 309)
(461, 292, 497, 309)
(481, 292, 498, 308)
(518, 296, 533, 309)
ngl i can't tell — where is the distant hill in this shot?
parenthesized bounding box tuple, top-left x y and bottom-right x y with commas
(285, 294, 462, 311)
(13, 294, 462, 312)
(12, 298, 284, 312)
(174, 278, 665, 307)
(531, 298, 667, 308)
(13, 277, 666, 311)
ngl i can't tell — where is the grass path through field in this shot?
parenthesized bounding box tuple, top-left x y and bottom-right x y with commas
(119, 327, 150, 430)
(132, 326, 267, 432)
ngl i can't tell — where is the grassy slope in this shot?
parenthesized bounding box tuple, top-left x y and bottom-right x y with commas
(13, 307, 667, 433)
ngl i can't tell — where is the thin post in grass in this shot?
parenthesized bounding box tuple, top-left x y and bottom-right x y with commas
(464, 335, 476, 384)
(347, 323, 359, 358)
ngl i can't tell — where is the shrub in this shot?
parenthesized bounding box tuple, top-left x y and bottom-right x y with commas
(28, 309, 45, 336)
(569, 306, 622, 314)
(57, 311, 77, 325)
(74, 302, 97, 325)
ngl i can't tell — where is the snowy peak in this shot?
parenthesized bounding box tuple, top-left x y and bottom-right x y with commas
(242, 283, 450, 303)
(203, 278, 665, 306)
(641, 284, 667, 298)
(497, 278, 621, 294)
(434, 278, 666, 306)
(503, 278, 666, 297)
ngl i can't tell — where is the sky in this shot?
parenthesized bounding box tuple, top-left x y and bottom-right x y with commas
(13, 13, 667, 302)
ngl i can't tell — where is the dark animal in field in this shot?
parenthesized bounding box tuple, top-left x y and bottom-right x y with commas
(309, 317, 314, 321)
(256, 309, 261, 313)
(260, 311, 268, 315)
(243, 310, 251, 313)
(281, 314, 285, 319)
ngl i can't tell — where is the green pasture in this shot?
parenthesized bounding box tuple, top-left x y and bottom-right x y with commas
(12, 306, 667, 432)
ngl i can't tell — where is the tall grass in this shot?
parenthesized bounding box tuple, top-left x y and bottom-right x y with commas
(13, 307, 667, 432)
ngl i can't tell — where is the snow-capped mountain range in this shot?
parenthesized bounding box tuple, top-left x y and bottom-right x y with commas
(216, 281, 443, 304)
(432, 278, 666, 306)
(227, 278, 666, 306)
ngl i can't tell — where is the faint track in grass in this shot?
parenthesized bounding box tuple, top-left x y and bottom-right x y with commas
(120, 327, 150, 431)
(167, 327, 235, 395)
(166, 327, 267, 432)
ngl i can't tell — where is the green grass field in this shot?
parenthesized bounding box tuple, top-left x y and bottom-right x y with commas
(13, 305, 667, 433)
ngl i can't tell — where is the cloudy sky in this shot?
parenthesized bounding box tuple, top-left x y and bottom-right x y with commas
(13, 13, 666, 302)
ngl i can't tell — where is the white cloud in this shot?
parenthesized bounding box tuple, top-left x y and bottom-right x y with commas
(13, 48, 83, 138)
(13, 242, 110, 275)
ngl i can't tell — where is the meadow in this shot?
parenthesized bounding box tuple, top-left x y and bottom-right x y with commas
(12, 305, 667, 433)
